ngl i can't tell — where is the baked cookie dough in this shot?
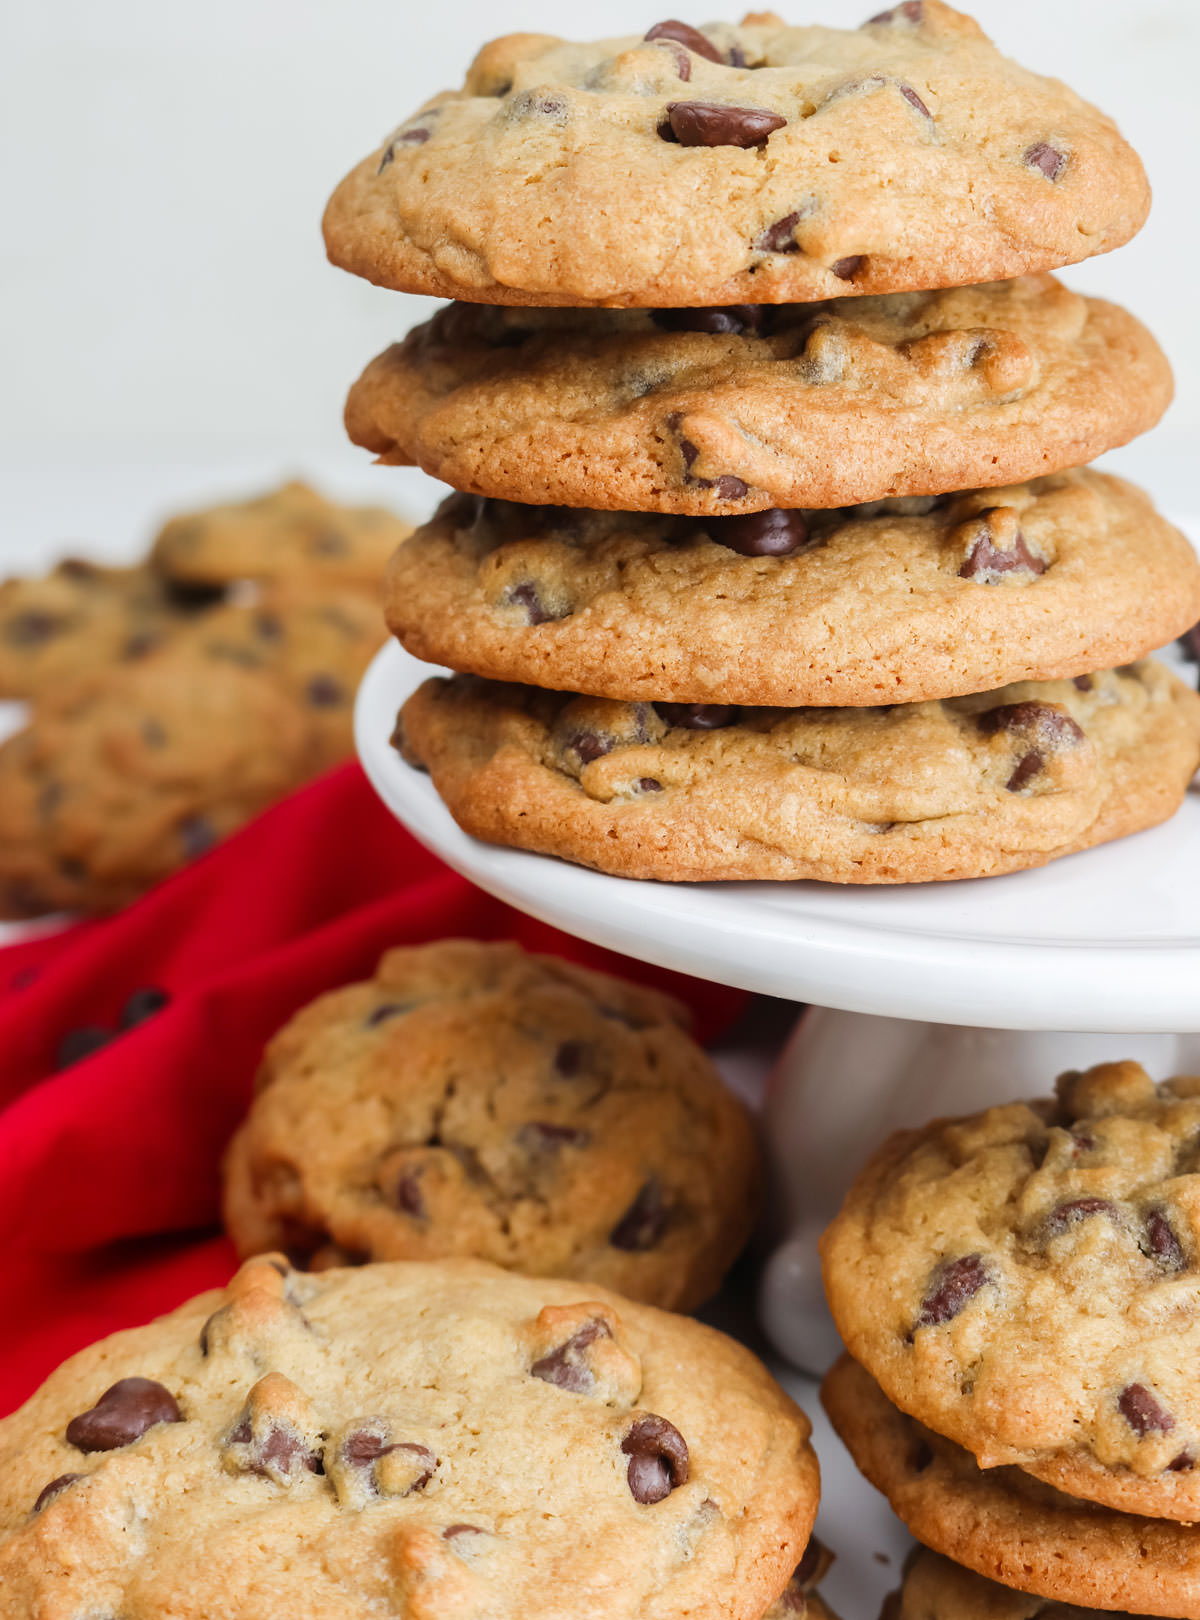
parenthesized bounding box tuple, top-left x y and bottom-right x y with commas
(151, 480, 411, 593)
(384, 474, 1200, 706)
(324, 5, 1150, 308)
(881, 1545, 1172, 1620)
(346, 279, 1170, 513)
(822, 1061, 1200, 1522)
(823, 1355, 1200, 1619)
(223, 938, 760, 1311)
(394, 663, 1200, 884)
(0, 1255, 819, 1620)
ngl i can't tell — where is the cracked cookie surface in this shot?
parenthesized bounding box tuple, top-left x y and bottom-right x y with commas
(346, 279, 1169, 513)
(394, 663, 1200, 884)
(151, 480, 411, 593)
(0, 1256, 819, 1620)
(384, 474, 1200, 706)
(223, 938, 760, 1310)
(823, 1355, 1200, 1619)
(323, 4, 1149, 308)
(822, 1061, 1200, 1522)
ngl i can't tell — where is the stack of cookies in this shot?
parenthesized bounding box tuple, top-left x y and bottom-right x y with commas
(0, 482, 407, 915)
(326, 1, 1200, 885)
(822, 1059, 1200, 1619)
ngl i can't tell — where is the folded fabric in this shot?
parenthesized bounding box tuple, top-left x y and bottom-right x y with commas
(0, 763, 746, 1416)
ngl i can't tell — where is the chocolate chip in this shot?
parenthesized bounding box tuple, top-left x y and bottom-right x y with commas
(519, 1121, 591, 1151)
(509, 90, 568, 120)
(568, 730, 612, 764)
(979, 701, 1084, 748)
(865, 1, 923, 22)
(611, 1178, 669, 1251)
(1006, 750, 1044, 792)
(650, 39, 694, 79)
(66, 1378, 183, 1452)
(229, 1419, 323, 1480)
(366, 1001, 407, 1027)
(711, 474, 749, 500)
(1073, 675, 1094, 691)
(1043, 1197, 1120, 1239)
(394, 1171, 426, 1218)
(1143, 1208, 1186, 1271)
(401, 127, 431, 146)
(4, 610, 59, 647)
(1119, 1383, 1175, 1437)
(1170, 1451, 1196, 1472)
(444, 1522, 484, 1539)
(644, 19, 722, 63)
(706, 508, 809, 557)
(756, 212, 802, 253)
(655, 703, 739, 730)
(958, 516, 1046, 582)
(897, 82, 931, 118)
(659, 101, 787, 148)
(507, 581, 559, 624)
(531, 1318, 613, 1393)
(1025, 141, 1066, 181)
(555, 1039, 586, 1076)
(637, 777, 663, 793)
(652, 305, 763, 336)
(831, 255, 865, 280)
(179, 816, 216, 860)
(32, 1473, 84, 1514)
(913, 1254, 990, 1331)
(622, 1414, 689, 1503)
(306, 674, 344, 708)
(55, 1025, 113, 1071)
(120, 986, 170, 1029)
(342, 1430, 436, 1495)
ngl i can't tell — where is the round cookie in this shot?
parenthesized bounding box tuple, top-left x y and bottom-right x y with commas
(151, 480, 411, 593)
(0, 651, 315, 917)
(384, 474, 1200, 706)
(823, 1355, 1200, 1619)
(0, 559, 222, 701)
(175, 589, 386, 769)
(882, 1546, 1172, 1620)
(223, 939, 760, 1310)
(394, 663, 1200, 885)
(0, 1254, 820, 1620)
(323, 5, 1150, 309)
(821, 1061, 1200, 1522)
(345, 279, 1170, 514)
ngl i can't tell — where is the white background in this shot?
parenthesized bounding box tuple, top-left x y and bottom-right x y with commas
(2, 0, 1198, 548)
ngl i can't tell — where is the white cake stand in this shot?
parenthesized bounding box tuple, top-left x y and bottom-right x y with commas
(357, 638, 1200, 1373)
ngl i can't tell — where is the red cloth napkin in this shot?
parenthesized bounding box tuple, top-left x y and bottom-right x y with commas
(0, 764, 746, 1417)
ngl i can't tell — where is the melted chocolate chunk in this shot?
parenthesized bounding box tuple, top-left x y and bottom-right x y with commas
(531, 1317, 613, 1392)
(653, 305, 763, 337)
(1073, 675, 1094, 692)
(610, 1178, 669, 1251)
(230, 1419, 323, 1479)
(1025, 141, 1066, 181)
(644, 19, 722, 62)
(1005, 750, 1044, 793)
(866, 1, 923, 21)
(394, 1171, 426, 1218)
(66, 1378, 183, 1452)
(622, 1414, 690, 1503)
(756, 212, 802, 253)
(913, 1254, 990, 1331)
(1043, 1197, 1120, 1239)
(831, 255, 865, 281)
(979, 701, 1084, 748)
(1119, 1383, 1175, 1438)
(659, 101, 787, 148)
(1143, 1208, 1186, 1271)
(637, 777, 663, 793)
(568, 730, 612, 764)
(32, 1473, 84, 1514)
(959, 519, 1046, 582)
(706, 508, 809, 557)
(342, 1430, 436, 1495)
(506, 581, 564, 624)
(655, 703, 739, 730)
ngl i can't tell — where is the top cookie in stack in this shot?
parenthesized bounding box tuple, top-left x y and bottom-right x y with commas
(325, 3, 1200, 885)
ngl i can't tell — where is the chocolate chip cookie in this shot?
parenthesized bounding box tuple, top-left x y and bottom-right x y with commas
(222, 938, 760, 1310)
(822, 1061, 1200, 1523)
(823, 1355, 1200, 1619)
(151, 480, 411, 593)
(0, 559, 222, 701)
(323, 5, 1149, 308)
(0, 1255, 820, 1620)
(384, 474, 1200, 706)
(0, 651, 316, 916)
(394, 663, 1200, 884)
(345, 279, 1169, 514)
(882, 1546, 1171, 1620)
